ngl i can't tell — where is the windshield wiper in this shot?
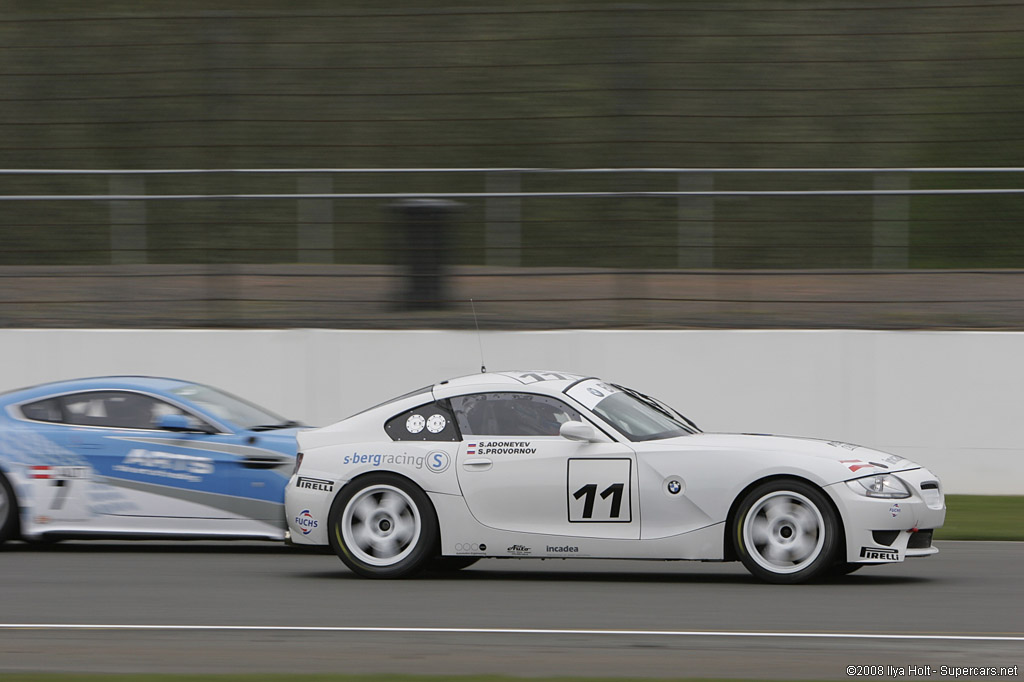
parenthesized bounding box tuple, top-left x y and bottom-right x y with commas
(250, 420, 303, 432)
(611, 384, 701, 433)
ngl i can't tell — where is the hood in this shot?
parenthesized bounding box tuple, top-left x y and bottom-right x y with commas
(666, 432, 919, 478)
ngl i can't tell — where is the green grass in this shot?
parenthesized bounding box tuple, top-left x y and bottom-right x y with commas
(937, 494, 1024, 541)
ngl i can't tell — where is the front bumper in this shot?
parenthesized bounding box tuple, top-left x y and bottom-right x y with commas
(827, 467, 946, 564)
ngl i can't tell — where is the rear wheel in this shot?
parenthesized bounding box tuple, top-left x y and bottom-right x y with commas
(0, 472, 19, 545)
(328, 474, 438, 579)
(733, 479, 840, 584)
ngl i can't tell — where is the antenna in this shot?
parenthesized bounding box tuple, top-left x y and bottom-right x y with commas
(470, 298, 486, 373)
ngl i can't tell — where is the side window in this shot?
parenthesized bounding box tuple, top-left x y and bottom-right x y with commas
(385, 401, 460, 442)
(20, 398, 63, 423)
(451, 393, 582, 436)
(61, 392, 189, 430)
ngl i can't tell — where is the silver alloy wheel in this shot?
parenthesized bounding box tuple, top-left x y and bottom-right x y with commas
(742, 490, 826, 575)
(340, 484, 422, 567)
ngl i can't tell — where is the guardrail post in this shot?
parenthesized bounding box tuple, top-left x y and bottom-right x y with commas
(677, 172, 715, 268)
(872, 172, 910, 268)
(297, 174, 334, 263)
(109, 174, 147, 264)
(485, 171, 521, 266)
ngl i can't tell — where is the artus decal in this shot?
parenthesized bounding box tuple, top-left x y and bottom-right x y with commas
(112, 449, 214, 483)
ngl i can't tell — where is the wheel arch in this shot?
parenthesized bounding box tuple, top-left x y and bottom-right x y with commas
(328, 469, 438, 517)
(722, 473, 845, 562)
(0, 466, 23, 542)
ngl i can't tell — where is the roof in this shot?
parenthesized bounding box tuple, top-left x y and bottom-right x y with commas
(0, 376, 197, 403)
(435, 370, 589, 393)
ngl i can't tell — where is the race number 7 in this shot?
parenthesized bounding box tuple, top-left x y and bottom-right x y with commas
(567, 458, 632, 523)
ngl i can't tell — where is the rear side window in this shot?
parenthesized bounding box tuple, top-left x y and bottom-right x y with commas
(62, 391, 189, 430)
(385, 401, 460, 441)
(20, 398, 63, 423)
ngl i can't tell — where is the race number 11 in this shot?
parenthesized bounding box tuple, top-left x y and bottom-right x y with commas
(567, 458, 632, 523)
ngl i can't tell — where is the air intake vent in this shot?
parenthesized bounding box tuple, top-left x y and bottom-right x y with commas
(908, 529, 934, 549)
(921, 481, 939, 490)
(872, 530, 900, 546)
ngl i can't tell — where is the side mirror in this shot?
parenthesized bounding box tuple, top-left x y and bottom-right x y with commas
(560, 421, 602, 443)
(158, 413, 214, 434)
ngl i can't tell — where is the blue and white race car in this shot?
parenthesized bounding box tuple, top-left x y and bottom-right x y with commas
(0, 377, 302, 544)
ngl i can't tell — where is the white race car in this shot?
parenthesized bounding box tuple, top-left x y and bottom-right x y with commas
(286, 371, 945, 583)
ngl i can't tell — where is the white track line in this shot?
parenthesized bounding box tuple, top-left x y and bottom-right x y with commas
(0, 625, 1021, 642)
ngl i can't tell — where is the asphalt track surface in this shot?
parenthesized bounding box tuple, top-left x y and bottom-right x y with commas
(1, 540, 1021, 679)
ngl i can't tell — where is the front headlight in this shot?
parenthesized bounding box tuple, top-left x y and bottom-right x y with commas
(845, 474, 911, 499)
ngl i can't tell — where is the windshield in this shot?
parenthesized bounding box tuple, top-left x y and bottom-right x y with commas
(565, 379, 699, 442)
(170, 384, 289, 430)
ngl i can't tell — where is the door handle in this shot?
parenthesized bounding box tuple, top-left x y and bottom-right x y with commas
(462, 458, 493, 471)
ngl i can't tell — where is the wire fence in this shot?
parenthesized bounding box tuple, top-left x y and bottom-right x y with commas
(2, 2, 1023, 328)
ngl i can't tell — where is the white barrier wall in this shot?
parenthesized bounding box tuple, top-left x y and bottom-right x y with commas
(0, 329, 1020, 495)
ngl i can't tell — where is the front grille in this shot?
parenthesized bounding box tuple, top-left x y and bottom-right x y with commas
(908, 529, 934, 549)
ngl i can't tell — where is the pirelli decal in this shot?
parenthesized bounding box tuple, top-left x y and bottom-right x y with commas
(296, 476, 334, 492)
(860, 546, 899, 561)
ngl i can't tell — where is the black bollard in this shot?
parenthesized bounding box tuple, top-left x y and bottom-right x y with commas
(392, 199, 461, 310)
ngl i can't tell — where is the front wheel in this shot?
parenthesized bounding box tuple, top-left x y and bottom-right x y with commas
(732, 479, 841, 584)
(328, 474, 438, 579)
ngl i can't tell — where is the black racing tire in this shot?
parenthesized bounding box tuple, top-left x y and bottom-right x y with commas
(328, 473, 438, 579)
(428, 556, 480, 572)
(0, 471, 19, 546)
(732, 478, 841, 584)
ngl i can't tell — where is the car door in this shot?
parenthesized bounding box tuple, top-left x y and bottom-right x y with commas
(56, 391, 251, 521)
(452, 391, 639, 539)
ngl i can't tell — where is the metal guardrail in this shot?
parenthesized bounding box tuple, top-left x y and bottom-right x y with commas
(3, 166, 1023, 267)
(1, 167, 1023, 328)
